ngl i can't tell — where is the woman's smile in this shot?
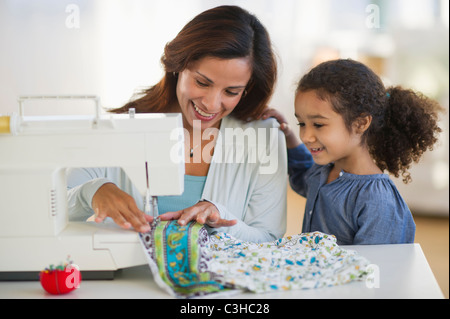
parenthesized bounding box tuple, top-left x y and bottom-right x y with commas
(192, 101, 218, 121)
(176, 56, 252, 131)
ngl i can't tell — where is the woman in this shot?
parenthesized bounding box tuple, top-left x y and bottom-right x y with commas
(67, 5, 287, 242)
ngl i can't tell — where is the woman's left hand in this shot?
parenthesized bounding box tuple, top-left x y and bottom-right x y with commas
(158, 201, 237, 228)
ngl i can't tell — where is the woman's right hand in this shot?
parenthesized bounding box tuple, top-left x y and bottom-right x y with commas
(92, 183, 152, 233)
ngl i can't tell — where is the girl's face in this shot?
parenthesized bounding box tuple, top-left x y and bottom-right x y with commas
(294, 90, 364, 169)
(176, 56, 252, 131)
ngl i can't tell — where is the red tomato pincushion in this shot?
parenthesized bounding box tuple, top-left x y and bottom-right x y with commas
(39, 258, 81, 295)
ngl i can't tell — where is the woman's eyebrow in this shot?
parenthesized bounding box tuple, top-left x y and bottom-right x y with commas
(196, 71, 214, 84)
(195, 71, 247, 89)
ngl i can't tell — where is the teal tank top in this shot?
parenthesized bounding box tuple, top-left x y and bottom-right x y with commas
(157, 175, 207, 214)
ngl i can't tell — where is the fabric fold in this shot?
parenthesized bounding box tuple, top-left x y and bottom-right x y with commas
(139, 220, 236, 298)
(139, 219, 371, 298)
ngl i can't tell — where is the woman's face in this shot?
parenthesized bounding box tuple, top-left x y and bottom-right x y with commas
(176, 56, 252, 131)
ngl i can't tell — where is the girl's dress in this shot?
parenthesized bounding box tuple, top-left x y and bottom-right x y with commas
(288, 144, 415, 245)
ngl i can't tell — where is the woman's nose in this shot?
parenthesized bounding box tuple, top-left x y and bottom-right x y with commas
(202, 89, 221, 112)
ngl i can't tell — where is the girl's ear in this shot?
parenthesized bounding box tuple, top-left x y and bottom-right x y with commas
(353, 115, 372, 135)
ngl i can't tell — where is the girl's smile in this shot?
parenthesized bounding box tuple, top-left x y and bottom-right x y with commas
(309, 147, 324, 156)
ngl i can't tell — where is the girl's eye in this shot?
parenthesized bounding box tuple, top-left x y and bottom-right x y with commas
(297, 122, 324, 128)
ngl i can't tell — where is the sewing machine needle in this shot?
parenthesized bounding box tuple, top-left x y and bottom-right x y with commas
(144, 161, 151, 215)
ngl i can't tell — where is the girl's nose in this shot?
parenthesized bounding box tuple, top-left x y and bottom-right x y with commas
(300, 126, 316, 143)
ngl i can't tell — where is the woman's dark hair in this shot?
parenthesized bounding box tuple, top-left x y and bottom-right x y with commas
(297, 59, 443, 183)
(111, 5, 277, 121)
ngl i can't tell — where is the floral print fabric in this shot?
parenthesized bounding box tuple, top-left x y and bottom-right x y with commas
(139, 220, 370, 298)
(208, 231, 370, 292)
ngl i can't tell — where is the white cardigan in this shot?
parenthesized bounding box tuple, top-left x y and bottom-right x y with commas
(67, 116, 287, 243)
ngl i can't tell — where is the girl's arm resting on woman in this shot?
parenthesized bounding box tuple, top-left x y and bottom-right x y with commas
(287, 144, 314, 197)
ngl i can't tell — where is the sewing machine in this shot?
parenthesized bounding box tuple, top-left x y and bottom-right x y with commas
(0, 96, 184, 279)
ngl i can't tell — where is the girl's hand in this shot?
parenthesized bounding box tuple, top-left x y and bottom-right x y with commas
(92, 183, 152, 232)
(158, 201, 237, 228)
(260, 108, 301, 149)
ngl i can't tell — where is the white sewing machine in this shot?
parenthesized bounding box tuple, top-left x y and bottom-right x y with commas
(0, 96, 184, 279)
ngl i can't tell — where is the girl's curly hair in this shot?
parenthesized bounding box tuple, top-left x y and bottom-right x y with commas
(297, 59, 443, 183)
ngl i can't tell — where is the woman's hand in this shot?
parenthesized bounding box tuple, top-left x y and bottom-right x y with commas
(259, 108, 301, 149)
(92, 183, 152, 232)
(158, 201, 237, 228)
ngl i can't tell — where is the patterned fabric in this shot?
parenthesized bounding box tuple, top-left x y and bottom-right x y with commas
(139, 220, 371, 298)
(208, 231, 370, 292)
(139, 220, 232, 298)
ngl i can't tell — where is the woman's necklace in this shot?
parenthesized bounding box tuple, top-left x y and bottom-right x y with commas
(190, 142, 201, 158)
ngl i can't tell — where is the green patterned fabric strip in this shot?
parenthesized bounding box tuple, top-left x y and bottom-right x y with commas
(140, 220, 231, 298)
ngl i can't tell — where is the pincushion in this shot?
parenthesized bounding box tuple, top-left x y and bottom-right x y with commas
(39, 257, 81, 295)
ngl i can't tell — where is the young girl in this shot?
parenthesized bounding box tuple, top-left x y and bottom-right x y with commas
(263, 59, 443, 245)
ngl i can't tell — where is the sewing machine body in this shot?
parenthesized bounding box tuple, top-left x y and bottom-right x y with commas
(0, 110, 184, 277)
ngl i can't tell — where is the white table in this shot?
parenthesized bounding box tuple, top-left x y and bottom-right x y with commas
(0, 243, 443, 299)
